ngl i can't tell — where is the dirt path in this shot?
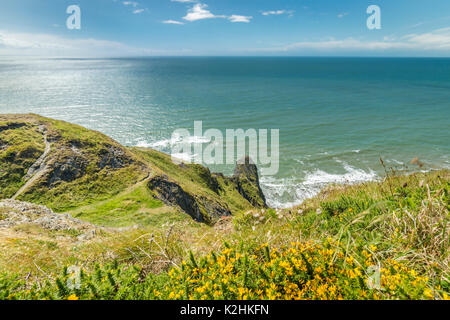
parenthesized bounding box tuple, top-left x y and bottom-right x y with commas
(12, 130, 51, 200)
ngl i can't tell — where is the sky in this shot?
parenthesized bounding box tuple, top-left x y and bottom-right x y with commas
(1, 0, 450, 57)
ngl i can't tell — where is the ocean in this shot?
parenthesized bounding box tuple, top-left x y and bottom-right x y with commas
(0, 57, 449, 207)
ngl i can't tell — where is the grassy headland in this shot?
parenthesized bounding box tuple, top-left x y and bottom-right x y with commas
(0, 114, 448, 300)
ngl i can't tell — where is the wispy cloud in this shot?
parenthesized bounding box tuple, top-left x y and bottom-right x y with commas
(261, 10, 294, 17)
(180, 3, 251, 23)
(337, 12, 349, 19)
(163, 20, 185, 25)
(120, 1, 147, 14)
(122, 1, 138, 7)
(249, 28, 450, 53)
(228, 15, 252, 23)
(4, 25, 450, 57)
(0, 30, 187, 57)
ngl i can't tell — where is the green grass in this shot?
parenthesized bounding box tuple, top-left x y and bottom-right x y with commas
(21, 164, 147, 212)
(135, 148, 254, 216)
(0, 115, 256, 223)
(68, 182, 185, 228)
(1, 169, 448, 300)
(0, 114, 448, 300)
(0, 121, 45, 198)
(0, 114, 149, 211)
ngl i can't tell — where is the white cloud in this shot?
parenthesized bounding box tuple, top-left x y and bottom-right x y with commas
(402, 27, 450, 49)
(337, 12, 349, 19)
(183, 3, 220, 22)
(0, 30, 186, 57)
(133, 9, 145, 14)
(261, 10, 294, 17)
(250, 28, 450, 53)
(171, 0, 197, 2)
(228, 15, 252, 23)
(163, 20, 185, 25)
(122, 1, 138, 7)
(181, 3, 251, 24)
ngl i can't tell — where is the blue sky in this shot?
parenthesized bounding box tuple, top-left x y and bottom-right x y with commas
(1, 0, 450, 56)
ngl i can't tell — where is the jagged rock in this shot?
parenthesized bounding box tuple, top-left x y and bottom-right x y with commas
(148, 176, 205, 222)
(99, 145, 133, 169)
(192, 165, 221, 194)
(47, 152, 88, 186)
(148, 175, 231, 223)
(233, 156, 267, 208)
(197, 196, 232, 221)
(1, 114, 268, 225)
(0, 200, 96, 236)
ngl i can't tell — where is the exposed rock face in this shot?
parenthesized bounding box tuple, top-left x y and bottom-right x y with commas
(192, 165, 221, 194)
(148, 175, 231, 223)
(0, 200, 95, 233)
(47, 150, 88, 186)
(44, 142, 135, 187)
(1, 115, 268, 225)
(98, 145, 133, 170)
(147, 157, 267, 224)
(0, 122, 26, 132)
(148, 175, 204, 222)
(233, 156, 267, 208)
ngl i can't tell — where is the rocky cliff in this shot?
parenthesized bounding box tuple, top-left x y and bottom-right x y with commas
(0, 114, 266, 225)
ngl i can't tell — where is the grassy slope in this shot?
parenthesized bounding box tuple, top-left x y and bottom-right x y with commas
(18, 116, 149, 212)
(134, 148, 254, 215)
(1, 169, 448, 300)
(0, 114, 448, 299)
(0, 118, 45, 198)
(0, 114, 256, 225)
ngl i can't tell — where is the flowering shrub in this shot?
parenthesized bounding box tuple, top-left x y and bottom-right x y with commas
(164, 240, 435, 300)
(4, 239, 445, 300)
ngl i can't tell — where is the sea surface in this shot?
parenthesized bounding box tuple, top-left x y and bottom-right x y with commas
(1, 57, 449, 208)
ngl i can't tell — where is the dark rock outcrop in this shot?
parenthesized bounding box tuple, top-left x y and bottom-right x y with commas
(148, 175, 231, 223)
(191, 164, 221, 194)
(47, 151, 88, 186)
(0, 122, 26, 132)
(148, 175, 204, 222)
(233, 156, 267, 208)
(99, 145, 133, 169)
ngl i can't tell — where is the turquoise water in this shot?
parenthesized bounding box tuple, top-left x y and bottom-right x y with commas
(0, 57, 449, 207)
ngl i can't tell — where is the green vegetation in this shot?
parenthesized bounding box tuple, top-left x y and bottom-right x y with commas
(0, 120, 45, 198)
(68, 182, 182, 228)
(135, 148, 256, 217)
(0, 114, 448, 300)
(1, 168, 448, 300)
(0, 114, 258, 222)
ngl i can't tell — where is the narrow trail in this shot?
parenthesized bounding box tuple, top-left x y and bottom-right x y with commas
(66, 171, 153, 216)
(12, 129, 51, 200)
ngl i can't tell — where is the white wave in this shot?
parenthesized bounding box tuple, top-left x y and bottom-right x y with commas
(135, 134, 211, 149)
(388, 159, 404, 165)
(304, 164, 377, 186)
(261, 163, 378, 209)
(171, 152, 197, 163)
(135, 139, 158, 148)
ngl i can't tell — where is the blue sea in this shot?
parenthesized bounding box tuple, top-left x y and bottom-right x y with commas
(0, 57, 449, 207)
